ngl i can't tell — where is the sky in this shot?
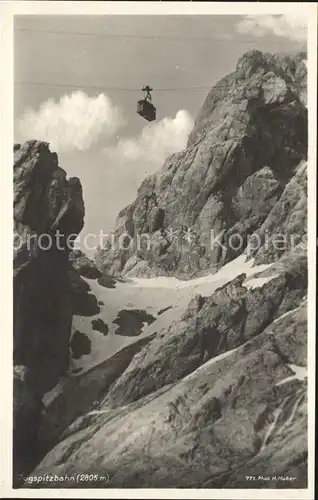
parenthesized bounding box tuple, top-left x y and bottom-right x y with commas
(14, 14, 307, 250)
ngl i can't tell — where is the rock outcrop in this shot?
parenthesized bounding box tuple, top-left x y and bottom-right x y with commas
(69, 249, 101, 279)
(96, 50, 307, 279)
(13, 141, 85, 484)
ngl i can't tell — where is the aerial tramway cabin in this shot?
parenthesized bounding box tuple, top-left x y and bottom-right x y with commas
(137, 85, 156, 122)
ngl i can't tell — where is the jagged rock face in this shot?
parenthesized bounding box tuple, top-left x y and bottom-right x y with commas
(247, 161, 307, 264)
(101, 258, 307, 409)
(14, 140, 85, 392)
(28, 269, 307, 488)
(13, 140, 85, 481)
(96, 51, 307, 279)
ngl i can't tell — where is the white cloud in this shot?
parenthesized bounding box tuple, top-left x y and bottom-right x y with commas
(17, 91, 126, 153)
(236, 14, 307, 42)
(102, 110, 194, 167)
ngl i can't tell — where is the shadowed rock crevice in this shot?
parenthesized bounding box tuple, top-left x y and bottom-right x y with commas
(157, 305, 173, 315)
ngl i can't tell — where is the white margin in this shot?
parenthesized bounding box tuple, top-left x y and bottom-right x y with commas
(0, 2, 316, 499)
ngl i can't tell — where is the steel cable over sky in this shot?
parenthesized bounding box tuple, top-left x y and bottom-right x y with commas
(15, 27, 283, 44)
(15, 81, 217, 92)
(15, 28, 303, 93)
(15, 80, 303, 93)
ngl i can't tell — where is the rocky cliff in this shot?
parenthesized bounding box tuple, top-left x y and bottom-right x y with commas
(96, 50, 307, 279)
(27, 254, 308, 488)
(19, 50, 308, 490)
(13, 140, 85, 484)
(30, 291, 308, 488)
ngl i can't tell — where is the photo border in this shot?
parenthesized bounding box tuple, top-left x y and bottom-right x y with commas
(1, 3, 316, 499)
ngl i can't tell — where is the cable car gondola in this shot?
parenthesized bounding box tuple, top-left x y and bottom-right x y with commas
(137, 85, 156, 122)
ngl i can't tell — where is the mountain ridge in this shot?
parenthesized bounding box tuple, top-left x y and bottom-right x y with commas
(13, 49, 308, 489)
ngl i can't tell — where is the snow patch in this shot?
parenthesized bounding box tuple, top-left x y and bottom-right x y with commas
(244, 274, 279, 290)
(276, 364, 307, 386)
